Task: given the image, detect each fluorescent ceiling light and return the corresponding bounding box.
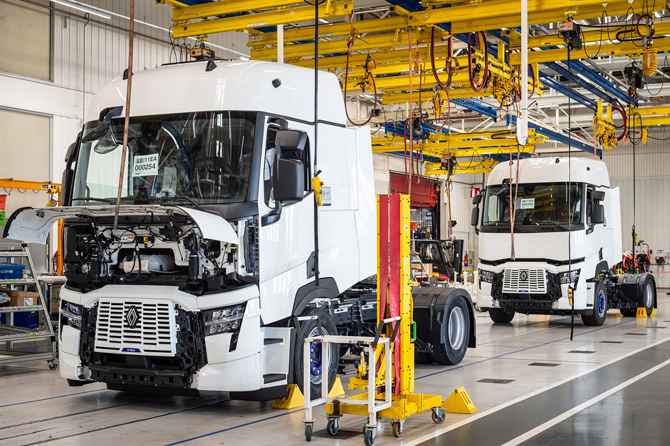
[51,0,111,19]
[61,0,248,57]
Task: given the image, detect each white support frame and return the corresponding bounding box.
[302,334,392,428]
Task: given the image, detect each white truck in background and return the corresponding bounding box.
[471,157,656,326]
[6,60,476,400]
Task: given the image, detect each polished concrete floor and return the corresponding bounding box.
[2,292,670,446]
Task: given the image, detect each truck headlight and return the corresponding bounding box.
[559,269,580,285]
[479,269,495,283]
[203,303,246,336]
[61,301,83,329]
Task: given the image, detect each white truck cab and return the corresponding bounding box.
[6,60,376,399]
[471,157,655,326]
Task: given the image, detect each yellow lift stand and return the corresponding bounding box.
[317,195,476,445]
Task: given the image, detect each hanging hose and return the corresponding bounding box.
[643,46,658,76]
[430,27,459,91]
[612,102,628,141]
[468,31,489,93]
[342,16,378,127]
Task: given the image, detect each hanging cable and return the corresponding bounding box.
[468,31,489,92]
[342,14,378,127]
[113,0,134,231]
[567,44,575,341]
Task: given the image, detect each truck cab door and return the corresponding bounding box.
[257,119,314,288]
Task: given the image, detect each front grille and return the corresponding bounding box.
[95,298,176,356]
[502,268,547,294]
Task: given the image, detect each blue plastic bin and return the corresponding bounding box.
[0,263,25,279]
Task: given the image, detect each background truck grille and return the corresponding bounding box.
[502,268,547,294]
[95,299,176,356]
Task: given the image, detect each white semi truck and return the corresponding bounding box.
[471,157,656,326]
[6,60,476,399]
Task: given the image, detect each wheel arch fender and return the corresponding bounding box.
[292,277,340,317]
[413,287,477,349]
[594,260,609,278]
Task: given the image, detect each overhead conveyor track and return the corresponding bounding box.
[157,0,670,174]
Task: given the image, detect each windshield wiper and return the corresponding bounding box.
[156,194,202,209]
[71,197,116,205]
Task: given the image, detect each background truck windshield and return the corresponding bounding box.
[72,111,256,206]
[482,182,582,229]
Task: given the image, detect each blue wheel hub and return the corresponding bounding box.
[310,341,322,377]
[598,290,606,317]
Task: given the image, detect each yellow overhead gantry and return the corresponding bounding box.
[168,0,353,38]
[0,179,63,275]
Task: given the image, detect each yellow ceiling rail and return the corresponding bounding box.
[631,116,670,127]
[248,15,410,46]
[171,0,303,21]
[448,0,661,34]
[156,0,190,7]
[251,29,442,60]
[374,77,543,103]
[290,44,456,70]
[634,106,670,117]
[509,38,670,65]
[406,0,608,28]
[508,21,670,49]
[171,0,353,38]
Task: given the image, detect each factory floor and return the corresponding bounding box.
[2,292,670,446]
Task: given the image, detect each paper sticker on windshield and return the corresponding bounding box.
[133,154,159,177]
[520,198,535,209]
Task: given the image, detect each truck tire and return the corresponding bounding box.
[581,282,607,326]
[294,307,339,398]
[642,274,656,317]
[432,295,470,365]
[489,308,515,324]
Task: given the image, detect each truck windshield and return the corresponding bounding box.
[482,182,583,230]
[72,111,256,206]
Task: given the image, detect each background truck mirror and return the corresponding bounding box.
[470,207,479,227]
[592,203,605,224]
[273,159,305,202]
[472,194,483,205]
[592,190,605,202]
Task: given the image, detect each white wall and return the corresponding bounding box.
[0,0,249,188]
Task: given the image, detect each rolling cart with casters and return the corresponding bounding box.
[299,315,399,444]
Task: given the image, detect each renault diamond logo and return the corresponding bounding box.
[125,306,140,328]
[519,270,529,282]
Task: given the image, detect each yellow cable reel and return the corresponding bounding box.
[643,46,658,76]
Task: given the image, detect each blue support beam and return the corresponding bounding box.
[507,114,600,157]
[543,62,615,105]
[569,60,636,106]
[538,73,598,112]
[450,98,498,121]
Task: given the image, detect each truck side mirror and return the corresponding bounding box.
[470,207,479,227]
[275,129,307,152]
[61,169,74,206]
[472,194,482,205]
[273,159,305,202]
[592,203,605,225]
